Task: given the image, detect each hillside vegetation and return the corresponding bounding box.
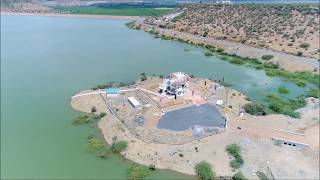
[145,4,320,58]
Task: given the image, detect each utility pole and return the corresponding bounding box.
[225,88,229,106]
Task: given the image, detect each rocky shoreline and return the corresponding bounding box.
[130,20,319,72]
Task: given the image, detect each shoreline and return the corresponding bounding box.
[134,20,319,72]
[0,12,141,21]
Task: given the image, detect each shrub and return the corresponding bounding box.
[140,73,147,81]
[73,115,91,125]
[226,144,241,157]
[297,51,303,56]
[127,164,152,180]
[263,62,279,69]
[226,144,244,169]
[148,164,156,171]
[265,94,305,118]
[278,86,289,94]
[232,171,247,180]
[118,82,129,87]
[217,48,224,52]
[92,82,114,90]
[307,88,320,98]
[243,103,267,116]
[204,52,213,57]
[299,43,310,49]
[291,78,306,87]
[99,112,106,118]
[91,106,97,113]
[86,138,105,153]
[111,140,128,153]
[230,159,241,169]
[221,56,229,61]
[261,54,274,60]
[195,161,215,180]
[230,59,245,65]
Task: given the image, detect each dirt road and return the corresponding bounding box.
[137,20,319,72]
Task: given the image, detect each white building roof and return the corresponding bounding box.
[128,97,141,107]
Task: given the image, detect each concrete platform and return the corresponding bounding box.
[157,103,225,131]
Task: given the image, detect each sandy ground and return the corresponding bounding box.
[70,88,319,179]
[1,12,140,20]
[135,20,319,72]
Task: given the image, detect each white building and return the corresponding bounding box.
[128,97,142,109]
[159,72,190,96]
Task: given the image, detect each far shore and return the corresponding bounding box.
[0,12,141,21]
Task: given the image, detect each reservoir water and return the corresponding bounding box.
[1,15,306,179]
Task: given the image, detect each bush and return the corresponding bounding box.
[232,171,247,180]
[307,88,320,98]
[111,140,128,153]
[261,54,274,60]
[230,59,245,65]
[217,48,224,52]
[118,82,129,87]
[230,159,241,169]
[263,62,279,69]
[278,86,289,94]
[265,94,305,118]
[204,52,213,57]
[195,161,215,180]
[226,144,241,157]
[243,103,267,116]
[127,164,152,180]
[73,115,92,125]
[86,138,105,153]
[148,164,156,171]
[91,106,97,113]
[92,82,114,90]
[299,43,310,49]
[99,112,106,118]
[226,144,244,169]
[140,73,147,81]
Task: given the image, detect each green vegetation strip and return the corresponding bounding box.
[54,6,174,16]
[73,112,106,125]
[92,81,131,90]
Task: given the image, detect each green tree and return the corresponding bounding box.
[111,140,128,153]
[232,171,247,180]
[127,164,152,180]
[194,161,215,180]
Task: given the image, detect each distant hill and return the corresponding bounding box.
[145,4,320,59]
[1,0,51,13]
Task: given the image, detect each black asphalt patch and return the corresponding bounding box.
[157,103,225,131]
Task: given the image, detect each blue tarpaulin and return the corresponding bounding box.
[106,88,118,94]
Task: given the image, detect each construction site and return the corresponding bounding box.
[70,72,319,179]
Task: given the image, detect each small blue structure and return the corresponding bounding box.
[134,116,145,126]
[106,88,118,96]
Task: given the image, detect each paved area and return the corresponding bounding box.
[157,103,225,131]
